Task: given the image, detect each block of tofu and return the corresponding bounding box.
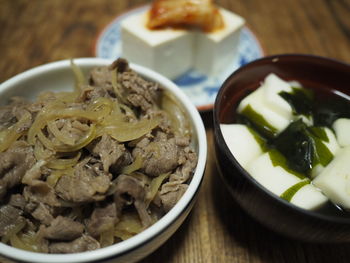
[262,73,293,119]
[313,146,350,209]
[194,8,245,76]
[246,151,303,196]
[289,184,328,210]
[220,124,263,168]
[333,118,350,147]
[237,85,291,134]
[121,11,194,79]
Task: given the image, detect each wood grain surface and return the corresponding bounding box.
[1,0,350,262]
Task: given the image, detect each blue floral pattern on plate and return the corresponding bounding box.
[95,5,264,110]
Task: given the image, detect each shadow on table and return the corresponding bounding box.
[210,159,350,263]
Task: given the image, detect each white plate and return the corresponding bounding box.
[94,5,265,110]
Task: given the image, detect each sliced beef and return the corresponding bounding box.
[49,234,100,254]
[23,181,61,207]
[22,159,46,185]
[0,205,24,236]
[32,203,54,226]
[159,183,188,212]
[50,118,90,146]
[8,194,26,210]
[86,202,117,237]
[90,134,129,172]
[89,66,113,91]
[120,70,161,111]
[43,216,84,241]
[109,58,129,73]
[0,106,15,129]
[114,174,152,227]
[132,132,179,176]
[55,159,111,203]
[159,147,197,212]
[0,142,36,198]
[171,147,197,182]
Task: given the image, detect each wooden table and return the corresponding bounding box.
[1,0,350,262]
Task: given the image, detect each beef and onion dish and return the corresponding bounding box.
[0,58,197,253]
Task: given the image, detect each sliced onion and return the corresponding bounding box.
[100,227,115,248]
[46,168,74,187]
[70,59,85,94]
[146,172,170,206]
[47,151,81,170]
[0,111,31,152]
[47,120,75,146]
[121,154,143,174]
[53,124,96,152]
[102,116,161,142]
[114,211,142,240]
[1,217,26,243]
[162,91,191,137]
[10,231,41,252]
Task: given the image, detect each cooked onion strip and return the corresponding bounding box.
[121,154,143,174]
[10,231,42,252]
[47,151,81,170]
[0,111,31,152]
[0,129,24,152]
[162,91,191,137]
[146,172,170,206]
[70,59,85,94]
[1,217,26,243]
[100,227,115,248]
[46,168,75,187]
[47,121,75,146]
[28,107,107,145]
[53,124,96,152]
[114,211,143,240]
[102,116,161,142]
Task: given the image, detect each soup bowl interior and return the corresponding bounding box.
[213,54,350,242]
[0,58,207,263]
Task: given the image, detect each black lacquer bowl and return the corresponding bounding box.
[213,54,350,243]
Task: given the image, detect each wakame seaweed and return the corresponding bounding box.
[313,95,350,127]
[271,119,333,175]
[271,120,314,174]
[279,87,314,116]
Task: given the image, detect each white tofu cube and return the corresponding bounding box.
[237,87,291,134]
[290,184,328,210]
[220,124,263,168]
[262,73,293,120]
[247,152,302,196]
[194,8,245,76]
[313,146,350,209]
[121,11,194,79]
[333,118,350,147]
[323,127,340,155]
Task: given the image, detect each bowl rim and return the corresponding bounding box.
[213,53,350,225]
[0,58,207,262]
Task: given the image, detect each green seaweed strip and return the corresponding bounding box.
[312,137,334,167]
[309,127,329,142]
[279,87,313,116]
[241,105,278,137]
[246,126,268,152]
[268,149,306,180]
[280,180,310,202]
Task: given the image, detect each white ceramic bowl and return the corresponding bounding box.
[0,58,207,263]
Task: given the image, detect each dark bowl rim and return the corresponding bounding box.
[213,53,350,225]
